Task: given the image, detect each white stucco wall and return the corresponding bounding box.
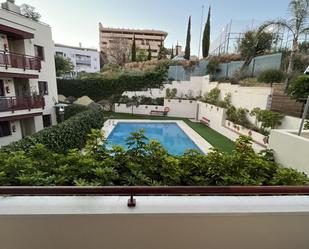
[55,44,100,74]
[0,196,308,249]
[269,130,309,175]
[114,103,165,116]
[0,120,22,146]
[0,5,58,146]
[197,101,266,152]
[164,99,197,119]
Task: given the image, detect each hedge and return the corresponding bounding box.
[4,109,105,153]
[57,70,166,102]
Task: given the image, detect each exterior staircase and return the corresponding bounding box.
[270,84,307,118]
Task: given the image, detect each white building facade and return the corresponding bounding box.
[0,0,58,146]
[55,44,100,77]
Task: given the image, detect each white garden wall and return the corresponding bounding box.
[114,104,165,116]
[197,101,267,152]
[164,99,197,119]
[269,130,309,176]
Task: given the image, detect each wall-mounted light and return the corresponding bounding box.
[5,86,10,94]
[11,125,16,133]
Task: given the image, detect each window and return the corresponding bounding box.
[42,115,52,128]
[56,52,64,57]
[0,121,11,137]
[34,45,45,61]
[38,81,48,96]
[0,80,4,97]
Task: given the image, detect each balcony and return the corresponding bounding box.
[0,50,41,72]
[0,96,45,113]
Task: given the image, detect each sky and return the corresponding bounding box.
[19,0,291,55]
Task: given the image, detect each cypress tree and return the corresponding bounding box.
[202,6,211,58]
[171,45,174,59]
[147,44,152,60]
[176,42,179,56]
[132,34,136,62]
[184,16,191,60]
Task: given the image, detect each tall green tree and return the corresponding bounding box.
[132,34,136,62]
[147,45,152,60]
[171,45,174,59]
[54,55,74,77]
[176,42,179,56]
[184,16,191,60]
[259,0,309,90]
[202,6,211,58]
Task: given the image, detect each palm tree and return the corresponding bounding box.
[259,0,309,90]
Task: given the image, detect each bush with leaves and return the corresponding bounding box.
[166,88,177,99]
[207,58,220,76]
[3,109,105,153]
[305,121,309,130]
[58,65,168,102]
[202,87,221,105]
[250,108,284,135]
[288,75,309,100]
[226,106,251,127]
[257,69,285,84]
[0,131,307,186]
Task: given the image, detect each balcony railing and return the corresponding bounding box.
[0,50,41,71]
[0,96,45,113]
[0,186,308,207]
[76,59,91,66]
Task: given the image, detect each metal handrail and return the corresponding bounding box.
[0,95,45,113]
[0,50,41,71]
[0,186,308,207]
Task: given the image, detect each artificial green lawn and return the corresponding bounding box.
[104,112,235,153]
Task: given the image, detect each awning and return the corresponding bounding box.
[0,24,34,40]
[0,72,38,79]
[0,112,42,122]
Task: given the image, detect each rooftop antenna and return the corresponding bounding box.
[198,5,205,59]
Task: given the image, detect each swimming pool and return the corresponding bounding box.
[106,122,203,155]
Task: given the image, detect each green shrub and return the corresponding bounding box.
[226,106,251,127]
[207,58,220,75]
[289,75,309,100]
[257,69,285,83]
[0,132,307,186]
[57,68,168,102]
[202,87,220,105]
[56,104,91,122]
[250,108,284,134]
[4,109,105,153]
[305,121,309,130]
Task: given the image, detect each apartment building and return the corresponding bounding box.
[55,43,100,77]
[0,0,58,146]
[99,23,168,61]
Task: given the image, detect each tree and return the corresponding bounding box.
[176,42,179,56]
[239,30,273,67]
[147,45,152,60]
[288,75,309,100]
[202,6,211,58]
[171,45,174,59]
[106,38,131,66]
[137,49,147,62]
[184,16,191,60]
[158,40,168,60]
[20,4,41,21]
[259,0,309,90]
[132,35,136,62]
[54,55,74,77]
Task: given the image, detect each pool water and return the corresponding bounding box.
[106,122,203,155]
